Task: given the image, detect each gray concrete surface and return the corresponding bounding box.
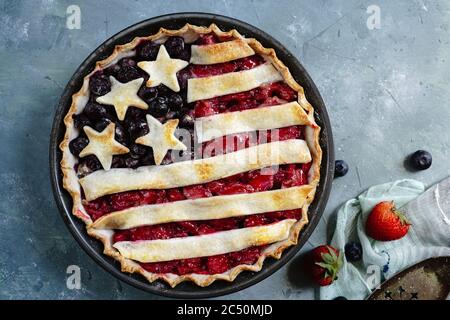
[0,0,449,299]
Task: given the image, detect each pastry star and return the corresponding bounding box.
[135,114,187,165]
[79,123,130,170]
[96,77,148,121]
[137,45,189,92]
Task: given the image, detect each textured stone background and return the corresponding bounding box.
[0,0,449,299]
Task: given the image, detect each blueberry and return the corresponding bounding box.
[120,58,136,68]
[69,136,88,156]
[334,160,349,177]
[124,156,140,168]
[126,119,149,139]
[83,102,109,120]
[165,37,185,57]
[176,45,191,62]
[114,122,128,145]
[111,155,125,168]
[345,242,363,262]
[409,150,432,171]
[138,86,158,102]
[177,69,191,90]
[126,107,146,120]
[140,151,155,166]
[155,84,172,96]
[333,296,347,300]
[148,96,169,117]
[94,118,111,132]
[168,93,184,111]
[104,64,121,77]
[117,66,141,83]
[179,113,195,128]
[165,110,179,120]
[80,155,102,171]
[116,58,141,83]
[136,41,160,60]
[129,143,147,159]
[89,73,111,96]
[73,114,91,130]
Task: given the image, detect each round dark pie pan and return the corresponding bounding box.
[49,13,334,299]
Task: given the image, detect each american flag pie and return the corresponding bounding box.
[60,24,322,287]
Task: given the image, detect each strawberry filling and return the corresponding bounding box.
[84,162,311,221]
[194,81,297,117]
[189,54,265,78]
[113,210,302,243]
[140,246,266,275]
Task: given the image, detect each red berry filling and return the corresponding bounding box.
[140,246,265,275]
[196,33,220,45]
[84,160,311,221]
[194,81,297,117]
[113,210,301,243]
[112,208,301,275]
[189,55,265,78]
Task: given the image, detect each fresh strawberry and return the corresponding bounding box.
[366,201,410,241]
[305,245,342,286]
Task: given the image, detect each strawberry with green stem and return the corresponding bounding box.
[305,245,343,286]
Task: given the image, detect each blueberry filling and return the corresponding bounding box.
[148,96,169,117]
[136,40,160,60]
[69,136,89,157]
[89,72,111,96]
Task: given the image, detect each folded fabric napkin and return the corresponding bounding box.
[320,178,450,300]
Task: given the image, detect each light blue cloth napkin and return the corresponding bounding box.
[320,178,450,300]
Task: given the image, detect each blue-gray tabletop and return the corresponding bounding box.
[1,0,449,299]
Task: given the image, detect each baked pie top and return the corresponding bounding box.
[60,23,322,287]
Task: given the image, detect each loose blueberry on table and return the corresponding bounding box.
[345,242,363,262]
[63,26,321,285]
[334,160,349,177]
[408,150,432,171]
